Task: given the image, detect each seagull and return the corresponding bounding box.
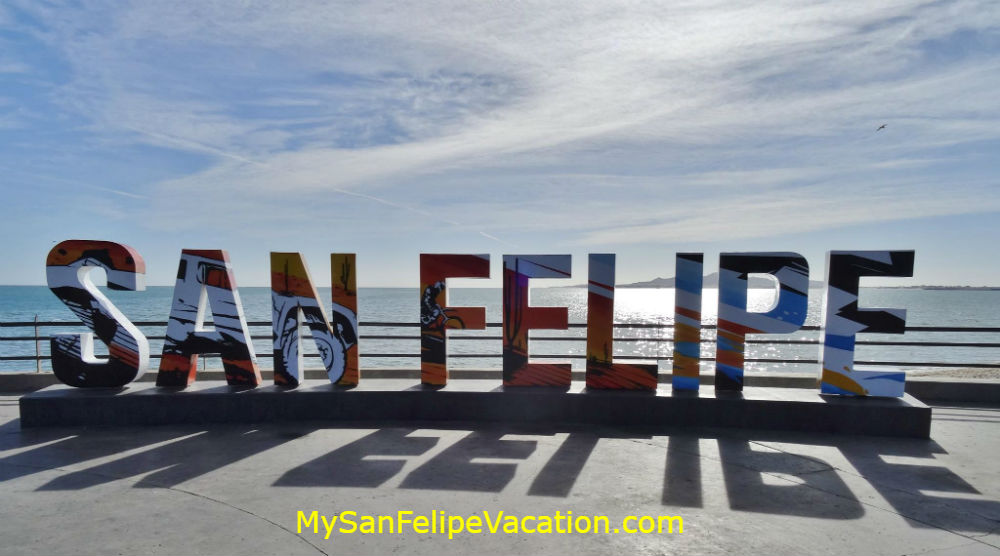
[876,124,887,131]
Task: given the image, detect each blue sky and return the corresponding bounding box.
[1,1,998,287]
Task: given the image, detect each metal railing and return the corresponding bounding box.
[2,319,999,372]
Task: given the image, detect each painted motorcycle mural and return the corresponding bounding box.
[419,254,489,386]
[271,252,357,386]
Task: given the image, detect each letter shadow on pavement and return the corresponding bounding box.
[9,426,304,491]
[275,428,539,492]
[703,428,1000,532]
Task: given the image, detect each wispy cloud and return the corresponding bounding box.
[2,0,998,269]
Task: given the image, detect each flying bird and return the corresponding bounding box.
[876,124,887,131]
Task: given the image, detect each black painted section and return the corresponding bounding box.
[19,381,932,438]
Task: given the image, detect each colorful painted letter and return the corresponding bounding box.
[502,255,572,387]
[271,252,357,386]
[716,253,809,391]
[46,240,149,387]
[820,250,915,397]
[157,250,261,387]
[420,254,490,385]
[586,254,657,389]
[672,253,703,391]
[331,253,359,386]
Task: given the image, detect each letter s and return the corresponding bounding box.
[46,240,149,387]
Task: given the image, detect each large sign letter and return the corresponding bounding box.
[157,250,261,387]
[502,255,571,387]
[46,240,149,387]
[420,254,490,386]
[672,253,703,391]
[271,252,357,386]
[585,254,657,389]
[716,253,809,391]
[820,250,914,397]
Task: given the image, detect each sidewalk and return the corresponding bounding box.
[0,390,998,555]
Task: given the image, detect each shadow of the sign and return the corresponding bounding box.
[269,422,999,529]
[2,414,997,531]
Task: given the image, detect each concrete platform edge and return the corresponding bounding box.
[19,381,932,438]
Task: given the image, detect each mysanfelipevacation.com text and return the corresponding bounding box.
[298,510,683,540]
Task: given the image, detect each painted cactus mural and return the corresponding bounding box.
[271,252,357,387]
[46,240,149,387]
[502,255,572,387]
[820,250,915,397]
[671,253,703,391]
[586,254,657,389]
[420,254,490,386]
[716,253,809,391]
[156,249,261,387]
[331,253,359,386]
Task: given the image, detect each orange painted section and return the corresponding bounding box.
[672,352,700,378]
[157,353,198,386]
[586,362,657,389]
[674,323,701,343]
[47,240,145,273]
[716,348,745,368]
[504,363,572,386]
[271,253,321,299]
[108,343,140,369]
[331,253,359,386]
[822,369,867,395]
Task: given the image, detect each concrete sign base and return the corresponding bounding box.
[20,380,931,438]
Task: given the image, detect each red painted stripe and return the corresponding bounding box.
[675,306,701,321]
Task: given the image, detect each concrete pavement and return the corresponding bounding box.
[0,389,998,555]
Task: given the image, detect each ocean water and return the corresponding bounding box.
[1,285,998,373]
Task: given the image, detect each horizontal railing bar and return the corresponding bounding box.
[4,352,998,369]
[5,320,1000,334]
[6,333,1000,349]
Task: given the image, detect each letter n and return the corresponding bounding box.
[271,252,357,386]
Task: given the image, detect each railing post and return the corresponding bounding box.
[34,314,41,373]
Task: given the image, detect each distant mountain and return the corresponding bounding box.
[618,272,825,289]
